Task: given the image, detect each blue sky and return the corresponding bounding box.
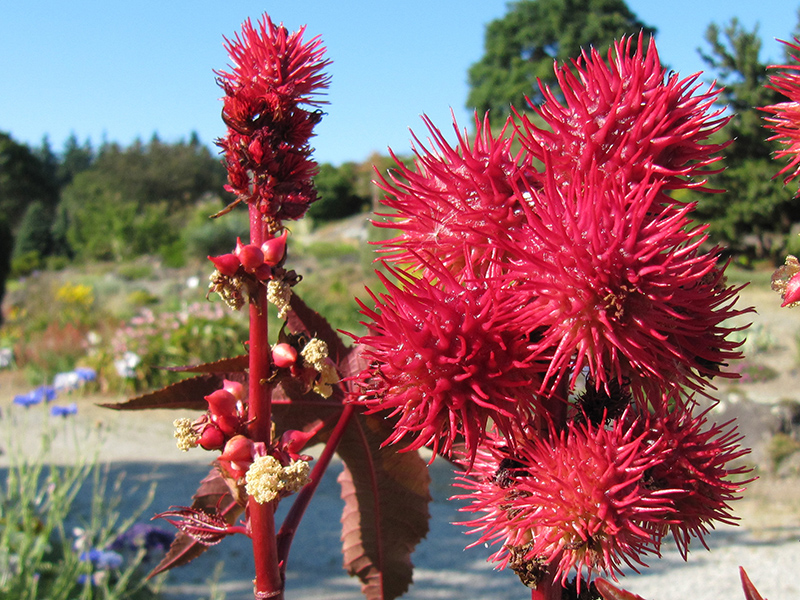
[0,1,796,165]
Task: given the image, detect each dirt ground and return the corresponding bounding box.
[2,281,800,599]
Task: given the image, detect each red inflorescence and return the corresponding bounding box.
[348,31,754,593]
[216,15,330,220]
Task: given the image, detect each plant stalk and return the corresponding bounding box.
[276,403,356,577]
[247,204,283,599]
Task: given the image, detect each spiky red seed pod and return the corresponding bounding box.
[373,113,535,280]
[454,418,674,587]
[641,403,753,558]
[502,170,748,403]
[208,253,241,277]
[351,263,545,462]
[272,343,298,368]
[516,34,728,195]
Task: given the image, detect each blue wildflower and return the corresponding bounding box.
[111,523,174,563]
[79,548,124,570]
[50,403,78,417]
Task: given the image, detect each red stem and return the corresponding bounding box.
[247,204,283,600]
[531,379,570,600]
[276,404,356,578]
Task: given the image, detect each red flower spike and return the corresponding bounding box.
[208,253,241,277]
[454,418,675,587]
[236,243,265,272]
[216,15,330,219]
[261,230,288,266]
[516,34,728,195]
[205,389,238,418]
[351,262,546,463]
[763,38,800,189]
[272,343,298,368]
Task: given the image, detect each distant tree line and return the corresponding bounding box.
[0,131,393,323]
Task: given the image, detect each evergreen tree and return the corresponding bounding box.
[12,201,54,260]
[467,0,655,126]
[692,17,799,261]
[0,215,12,326]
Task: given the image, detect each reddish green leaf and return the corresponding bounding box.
[100,374,227,411]
[740,567,767,600]
[148,467,243,578]
[336,412,431,600]
[288,292,349,363]
[166,354,248,373]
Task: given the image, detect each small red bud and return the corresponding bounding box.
[783,272,800,306]
[208,253,241,277]
[205,389,237,417]
[237,244,265,272]
[261,230,288,266]
[215,413,241,436]
[272,343,298,368]
[248,137,264,163]
[198,424,226,450]
[220,435,254,462]
[253,263,273,281]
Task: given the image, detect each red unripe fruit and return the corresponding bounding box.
[222,379,244,401]
[215,414,241,436]
[783,272,800,306]
[198,424,226,450]
[261,230,288,266]
[237,244,265,272]
[208,253,241,277]
[272,343,298,368]
[205,389,238,417]
[253,263,273,281]
[220,435,254,462]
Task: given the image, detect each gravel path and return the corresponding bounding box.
[2,282,800,599]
